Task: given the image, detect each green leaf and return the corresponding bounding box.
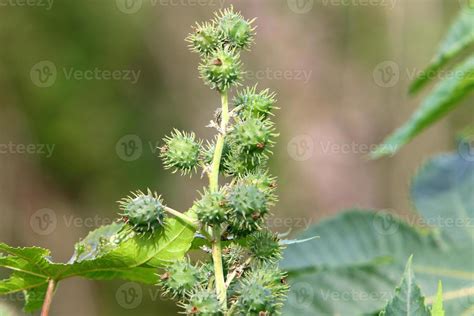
[282,152,474,316]
[379,256,430,316]
[23,284,48,313]
[371,56,474,158]
[60,217,195,281]
[431,281,445,316]
[410,9,474,94]
[412,153,474,244]
[0,216,195,312]
[0,245,52,313]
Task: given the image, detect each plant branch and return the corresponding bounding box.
[163,206,212,240]
[209,90,229,310]
[225,257,252,288]
[40,279,55,316]
[163,206,198,227]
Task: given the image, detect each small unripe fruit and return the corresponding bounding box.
[228,184,269,233]
[182,288,223,316]
[240,171,277,203]
[161,130,201,175]
[247,265,289,298]
[222,149,261,177]
[235,265,289,315]
[230,118,276,155]
[248,231,282,263]
[234,86,276,119]
[193,188,228,225]
[235,283,274,316]
[199,46,242,92]
[187,22,219,56]
[159,259,205,299]
[118,190,166,235]
[215,7,255,50]
[223,244,246,270]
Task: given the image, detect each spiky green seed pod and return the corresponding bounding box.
[118,190,166,235]
[246,264,289,299]
[214,7,255,50]
[227,184,269,233]
[235,265,288,315]
[223,244,246,270]
[247,231,282,263]
[230,118,276,155]
[186,22,219,56]
[234,86,276,119]
[159,259,205,299]
[199,46,242,92]
[240,171,277,203]
[182,288,223,316]
[161,130,201,175]
[235,283,274,316]
[221,147,263,177]
[193,188,228,225]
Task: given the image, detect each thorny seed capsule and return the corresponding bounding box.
[182,288,223,316]
[234,86,276,119]
[186,21,220,56]
[199,46,242,92]
[161,129,201,175]
[159,259,206,299]
[215,6,255,50]
[118,190,166,235]
[193,188,228,225]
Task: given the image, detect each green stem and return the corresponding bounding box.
[209,91,229,310]
[163,206,212,240]
[209,92,229,191]
[163,206,198,227]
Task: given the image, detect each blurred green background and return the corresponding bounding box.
[0,0,472,315]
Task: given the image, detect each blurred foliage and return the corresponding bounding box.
[0,3,165,202]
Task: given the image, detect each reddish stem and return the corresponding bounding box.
[41,279,55,316]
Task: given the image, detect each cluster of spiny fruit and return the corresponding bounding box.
[117,7,289,315]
